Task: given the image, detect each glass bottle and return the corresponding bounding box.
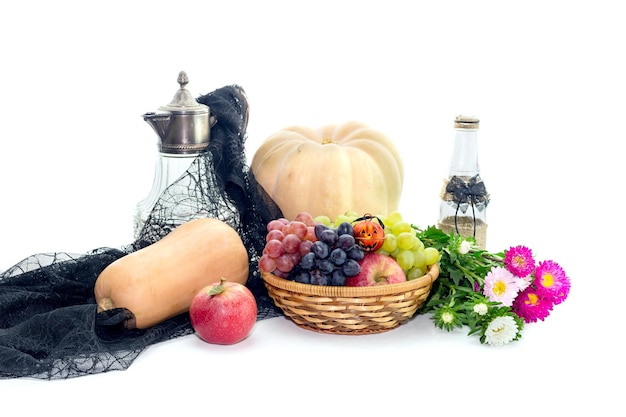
[133,71,212,240]
[437,115,490,249]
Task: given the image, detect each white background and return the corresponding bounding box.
[0,1,622,416]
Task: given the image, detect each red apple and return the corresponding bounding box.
[345,253,407,287]
[190,277,257,345]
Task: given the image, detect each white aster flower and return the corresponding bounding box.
[459,240,471,255]
[441,311,455,324]
[484,316,518,347]
[473,302,488,316]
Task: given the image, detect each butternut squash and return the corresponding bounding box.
[94,218,249,329]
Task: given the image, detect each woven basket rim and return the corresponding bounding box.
[261,263,439,297]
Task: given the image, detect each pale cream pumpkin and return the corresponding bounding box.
[250,121,404,220]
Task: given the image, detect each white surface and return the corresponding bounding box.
[0,1,622,415]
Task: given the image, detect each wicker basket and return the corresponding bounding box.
[262,264,439,335]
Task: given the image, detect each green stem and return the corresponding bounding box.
[208,277,227,296]
[454,260,484,282]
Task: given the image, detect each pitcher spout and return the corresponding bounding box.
[143,112,171,141]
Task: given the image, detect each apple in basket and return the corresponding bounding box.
[190,277,257,345]
[344,252,407,287]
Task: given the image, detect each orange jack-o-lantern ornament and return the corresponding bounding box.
[353,213,385,252]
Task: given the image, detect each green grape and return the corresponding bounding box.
[413,237,425,252]
[396,231,417,250]
[381,233,398,252]
[407,266,425,280]
[385,210,403,227]
[396,249,415,270]
[390,220,412,235]
[344,211,359,222]
[333,214,350,226]
[424,247,440,265]
[412,249,427,270]
[314,215,331,226]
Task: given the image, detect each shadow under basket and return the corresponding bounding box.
[262,264,439,335]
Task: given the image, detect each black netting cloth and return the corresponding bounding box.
[0,85,284,380]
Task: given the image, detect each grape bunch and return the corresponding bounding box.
[289,222,364,286]
[259,212,364,286]
[377,210,440,279]
[258,212,318,278]
[260,210,438,285]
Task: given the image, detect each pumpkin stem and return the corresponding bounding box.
[321,137,334,145]
[97,297,116,312]
[208,277,228,296]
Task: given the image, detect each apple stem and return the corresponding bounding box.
[208,277,228,296]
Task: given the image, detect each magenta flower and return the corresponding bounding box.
[512,288,554,323]
[483,266,520,307]
[504,245,535,277]
[533,260,570,305]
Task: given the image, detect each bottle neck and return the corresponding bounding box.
[448,128,480,177]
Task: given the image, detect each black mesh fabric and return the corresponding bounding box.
[0,85,284,380]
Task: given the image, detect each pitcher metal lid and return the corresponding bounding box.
[158,71,209,115]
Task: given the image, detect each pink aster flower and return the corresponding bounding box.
[483,266,520,307]
[533,260,570,305]
[517,275,533,292]
[512,288,554,323]
[504,245,535,278]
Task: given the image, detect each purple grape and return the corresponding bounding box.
[331,269,347,286]
[317,259,334,274]
[310,270,330,286]
[342,259,360,276]
[329,247,347,266]
[336,222,353,236]
[310,241,330,259]
[320,229,338,246]
[336,233,355,250]
[346,244,364,261]
[292,270,311,284]
[314,223,328,240]
[300,252,316,270]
